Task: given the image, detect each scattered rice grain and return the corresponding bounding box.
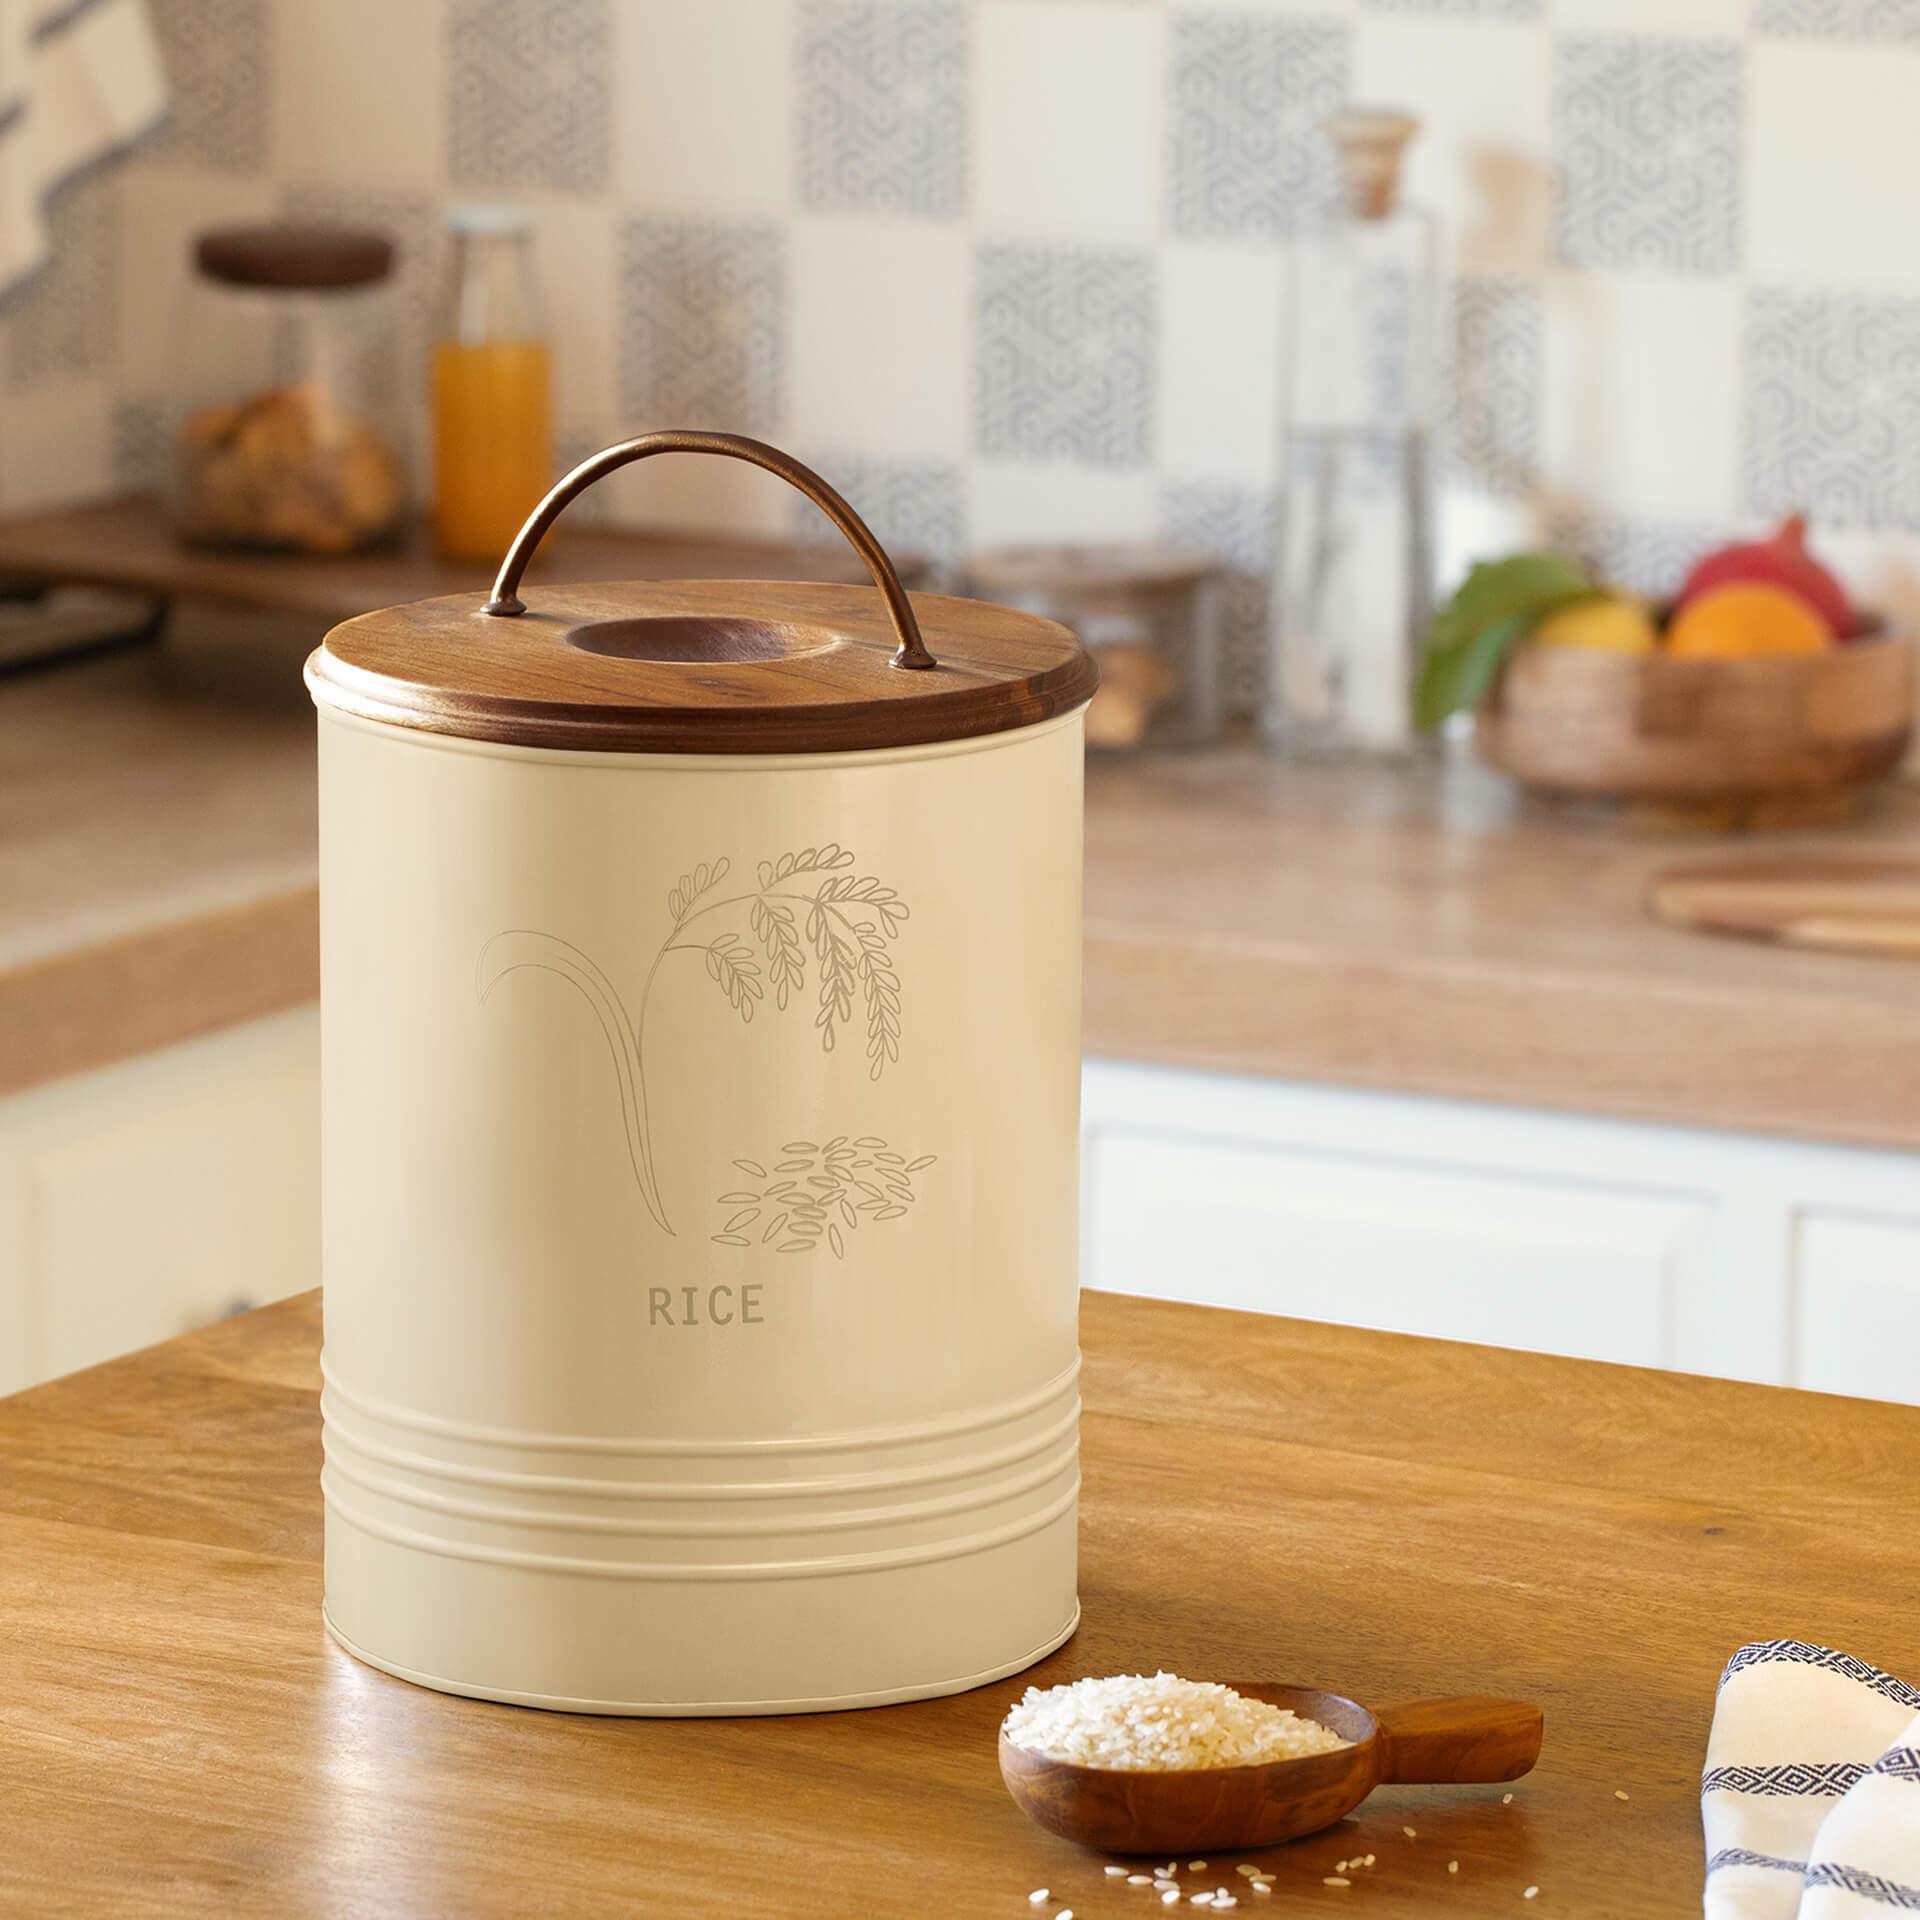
[1615,1790,1629,1802]
[1128,1876,1152,1887]
[1028,1893,1049,1906]
[1324,1876,1351,1889]
[1503,1794,1514,1805]
[1107,1866,1128,1877]
[1524,1887,1539,1900]
[1448,1861,1459,1875]
[1160,1894,1179,1908]
[1403,1826,1418,1839]
[1252,1886,1271,1898]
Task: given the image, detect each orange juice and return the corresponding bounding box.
[432,339,551,563]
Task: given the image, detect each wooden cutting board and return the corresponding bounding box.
[1648,855,1920,955]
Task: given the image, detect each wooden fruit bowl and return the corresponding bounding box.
[1475,630,1915,830]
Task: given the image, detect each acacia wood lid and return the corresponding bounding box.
[195,224,395,290]
[307,576,1097,754]
[309,432,1094,754]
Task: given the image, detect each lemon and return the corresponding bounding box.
[1530,595,1658,655]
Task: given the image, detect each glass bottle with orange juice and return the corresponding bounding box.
[432,206,551,563]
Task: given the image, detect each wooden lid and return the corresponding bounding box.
[306,577,1097,755]
[195,225,394,291]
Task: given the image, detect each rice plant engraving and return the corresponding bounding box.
[712,1138,937,1259]
[478,844,909,1236]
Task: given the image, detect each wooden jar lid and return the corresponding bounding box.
[306,577,1096,755]
[308,433,1094,754]
[195,224,395,290]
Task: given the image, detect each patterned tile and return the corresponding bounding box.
[1362,0,1541,15]
[4,175,117,393]
[786,454,966,568]
[1446,277,1540,500]
[1168,15,1350,243]
[1543,510,1718,599]
[449,0,611,194]
[798,1,966,219]
[147,0,270,172]
[112,399,170,493]
[975,243,1154,467]
[279,184,443,390]
[553,429,615,525]
[1744,286,1920,531]
[1754,0,1920,43]
[1162,480,1274,715]
[1553,36,1742,275]
[619,219,786,434]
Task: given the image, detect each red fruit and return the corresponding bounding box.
[1676,515,1855,638]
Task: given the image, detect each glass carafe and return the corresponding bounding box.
[1265,112,1436,757]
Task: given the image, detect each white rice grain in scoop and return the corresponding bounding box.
[1000,1672,1348,1771]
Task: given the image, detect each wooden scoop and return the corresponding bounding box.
[998,1685,1542,1855]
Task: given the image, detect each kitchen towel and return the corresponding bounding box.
[0,0,166,300]
[1705,1640,1920,1917]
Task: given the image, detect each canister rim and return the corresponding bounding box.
[306,579,1098,756]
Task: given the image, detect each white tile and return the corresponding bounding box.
[1539,271,1740,522]
[965,459,1159,548]
[1159,243,1285,487]
[116,166,277,404]
[1436,486,1542,593]
[0,381,111,512]
[1749,43,1920,292]
[525,197,619,437]
[975,2,1163,241]
[1352,15,1551,276]
[1550,0,1743,31]
[789,218,969,458]
[273,0,445,190]
[596,452,798,539]
[613,0,794,214]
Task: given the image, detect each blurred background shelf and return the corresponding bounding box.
[0,492,924,624]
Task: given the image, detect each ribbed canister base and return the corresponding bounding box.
[320,1356,1081,1714]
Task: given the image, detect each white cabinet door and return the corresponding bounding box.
[1792,1212,1920,1406]
[1087,1127,1712,1369]
[0,1006,319,1390]
[1082,1057,1920,1400]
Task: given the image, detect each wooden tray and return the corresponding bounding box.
[1648,855,1920,955]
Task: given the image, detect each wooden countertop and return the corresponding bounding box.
[6,1289,1918,1915]
[5,606,1920,1143]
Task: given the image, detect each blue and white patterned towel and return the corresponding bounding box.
[1705,1642,1920,1917]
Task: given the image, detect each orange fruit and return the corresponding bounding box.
[1665,582,1834,658]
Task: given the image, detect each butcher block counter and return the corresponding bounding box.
[5,602,1920,1144]
[5,1288,1917,1915]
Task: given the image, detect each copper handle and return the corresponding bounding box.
[481,429,937,671]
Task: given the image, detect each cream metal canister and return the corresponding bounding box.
[305,433,1097,1713]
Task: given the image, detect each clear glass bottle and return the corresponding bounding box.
[432,205,552,564]
[1265,111,1436,757]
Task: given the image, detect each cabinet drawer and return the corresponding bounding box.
[1085,1125,1713,1369]
[2,1007,319,1386]
[1793,1213,1920,1406]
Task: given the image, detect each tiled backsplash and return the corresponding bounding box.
[5,0,1920,711]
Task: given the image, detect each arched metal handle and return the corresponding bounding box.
[481,429,937,671]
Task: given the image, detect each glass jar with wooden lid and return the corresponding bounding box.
[170,224,407,554]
